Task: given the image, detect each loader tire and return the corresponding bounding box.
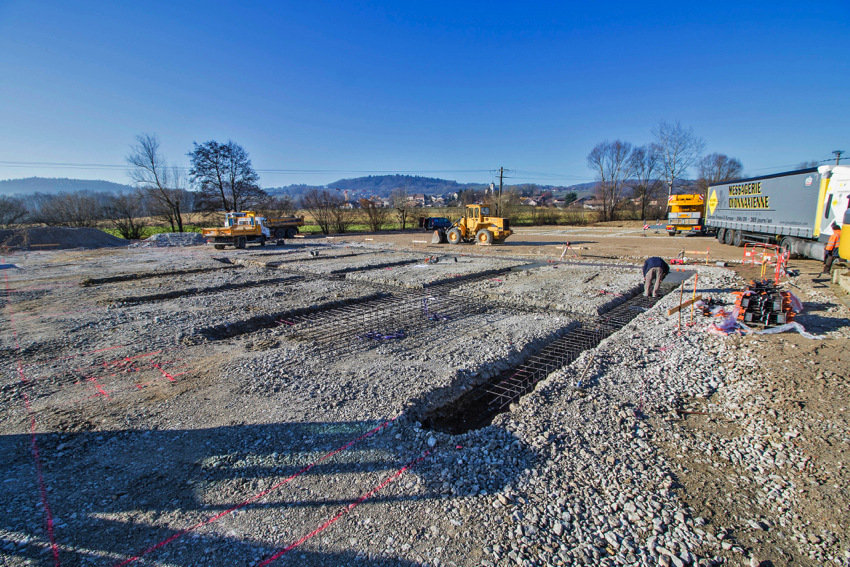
[476,229,493,245]
[447,228,462,244]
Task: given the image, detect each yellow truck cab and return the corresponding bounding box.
[666,194,707,236]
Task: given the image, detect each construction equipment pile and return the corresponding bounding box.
[733,279,794,327]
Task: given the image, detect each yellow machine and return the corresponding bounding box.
[202,211,304,250]
[443,205,512,245]
[666,194,707,236]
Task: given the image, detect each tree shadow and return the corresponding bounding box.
[0,419,536,566]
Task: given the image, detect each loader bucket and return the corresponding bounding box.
[432,229,447,244]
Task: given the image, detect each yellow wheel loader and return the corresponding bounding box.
[434,205,512,245]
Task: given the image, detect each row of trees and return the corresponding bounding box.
[587,120,744,221]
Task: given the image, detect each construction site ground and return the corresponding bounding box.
[1,224,848,567]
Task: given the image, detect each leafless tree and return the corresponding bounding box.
[300,188,340,235]
[587,140,635,221]
[652,120,706,200]
[390,187,411,230]
[0,196,28,227]
[104,192,147,239]
[797,160,820,169]
[696,153,744,196]
[255,195,296,219]
[330,202,357,233]
[127,133,187,232]
[188,140,265,212]
[360,198,390,231]
[29,191,104,227]
[629,144,665,220]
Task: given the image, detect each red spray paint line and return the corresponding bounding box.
[4,261,61,566]
[113,417,399,567]
[256,449,433,567]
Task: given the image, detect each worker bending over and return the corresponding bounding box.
[642,256,670,298]
[823,222,842,274]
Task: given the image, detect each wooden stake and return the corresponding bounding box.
[689,273,699,324]
[667,295,703,316]
[678,282,684,328]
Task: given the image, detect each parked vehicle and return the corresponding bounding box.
[666,194,709,236]
[705,165,850,260]
[418,216,452,231]
[202,211,304,250]
[437,205,512,245]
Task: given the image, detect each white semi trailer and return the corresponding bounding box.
[705,165,850,260]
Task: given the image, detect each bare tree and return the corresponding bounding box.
[0,196,28,227]
[255,195,296,219]
[652,120,706,200]
[629,144,665,220]
[330,202,356,233]
[300,188,340,235]
[797,160,820,169]
[29,191,104,227]
[360,198,390,231]
[587,140,635,221]
[696,153,744,197]
[390,187,411,230]
[127,133,186,232]
[189,140,265,212]
[104,193,147,239]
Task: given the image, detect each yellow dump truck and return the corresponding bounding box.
[666,194,708,236]
[202,211,304,250]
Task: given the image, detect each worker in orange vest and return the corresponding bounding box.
[823,221,842,273]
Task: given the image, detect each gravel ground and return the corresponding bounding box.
[0,240,848,567]
[0,227,127,251]
[130,233,207,247]
[451,263,645,315]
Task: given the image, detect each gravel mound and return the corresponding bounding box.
[0,227,127,250]
[130,232,207,247]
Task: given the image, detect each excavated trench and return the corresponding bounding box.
[80,264,241,286]
[420,285,674,434]
[102,275,307,306]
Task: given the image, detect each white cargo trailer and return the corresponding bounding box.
[705,165,850,260]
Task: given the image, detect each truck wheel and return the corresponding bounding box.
[285,228,297,238]
[259,236,266,247]
[724,229,735,246]
[780,237,795,258]
[447,228,462,244]
[236,237,246,249]
[716,228,726,243]
[476,229,494,245]
[214,244,225,250]
[668,231,676,237]
[732,230,744,247]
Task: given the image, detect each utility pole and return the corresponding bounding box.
[834,150,844,165]
[498,167,504,216]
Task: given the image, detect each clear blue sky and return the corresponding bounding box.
[1,1,847,187]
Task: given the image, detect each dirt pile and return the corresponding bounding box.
[0,227,127,250]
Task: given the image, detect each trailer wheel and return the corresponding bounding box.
[285,228,297,238]
[259,236,266,247]
[236,237,246,249]
[668,231,676,236]
[716,228,726,243]
[780,237,796,258]
[732,230,744,247]
[724,229,735,246]
[214,244,225,250]
[447,228,462,244]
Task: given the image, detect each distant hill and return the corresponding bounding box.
[0,177,135,196]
